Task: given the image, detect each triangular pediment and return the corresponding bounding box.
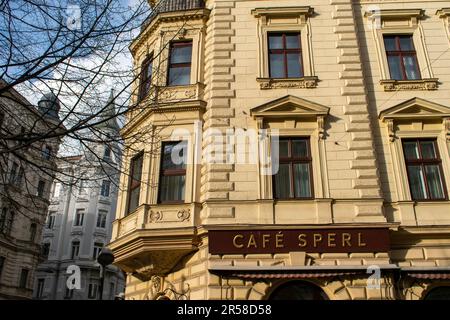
[250,95,329,118]
[379,97,450,121]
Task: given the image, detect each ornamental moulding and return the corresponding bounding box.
[380,79,439,91]
[257,76,318,89]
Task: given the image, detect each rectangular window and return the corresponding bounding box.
[92,242,103,260]
[52,182,61,198]
[384,35,421,81]
[36,279,45,298]
[47,212,56,229]
[88,283,99,299]
[41,243,50,258]
[30,223,37,242]
[9,162,18,184]
[273,137,313,199]
[74,209,84,226]
[78,179,87,195]
[158,141,187,203]
[96,210,107,228]
[37,180,46,197]
[71,241,80,259]
[167,41,192,86]
[139,55,153,101]
[100,180,111,197]
[0,256,5,281]
[42,145,52,160]
[403,139,447,200]
[268,33,303,78]
[103,146,111,159]
[19,269,29,288]
[127,153,144,214]
[64,287,73,299]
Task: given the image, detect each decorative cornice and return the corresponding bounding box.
[130,8,210,55]
[380,79,439,91]
[257,77,318,89]
[365,9,424,21]
[251,6,314,18]
[437,8,450,18]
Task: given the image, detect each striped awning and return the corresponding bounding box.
[406,273,450,280]
[227,272,359,279]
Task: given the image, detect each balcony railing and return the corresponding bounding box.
[141,0,205,31]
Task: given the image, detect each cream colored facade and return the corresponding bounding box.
[109,0,450,300]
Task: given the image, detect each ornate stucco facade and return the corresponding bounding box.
[109,0,450,300]
[0,81,63,299]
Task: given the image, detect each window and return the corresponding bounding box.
[139,55,153,100]
[127,153,143,214]
[92,242,103,260]
[52,182,61,198]
[71,241,80,259]
[47,212,56,229]
[19,269,29,288]
[42,145,52,160]
[36,279,45,298]
[403,139,447,200]
[273,138,313,199]
[167,41,192,86]
[37,180,46,197]
[100,180,110,197]
[30,223,37,242]
[109,282,115,300]
[9,162,18,184]
[78,179,87,195]
[384,35,420,81]
[158,141,187,203]
[0,208,6,232]
[74,209,84,226]
[268,33,303,78]
[96,210,107,229]
[88,283,99,299]
[0,256,5,281]
[4,210,14,235]
[103,145,111,159]
[41,243,50,258]
[64,287,73,299]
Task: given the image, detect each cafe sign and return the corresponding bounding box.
[209,228,390,254]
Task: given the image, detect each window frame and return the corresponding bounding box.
[267,32,303,79]
[126,152,144,215]
[92,242,104,260]
[100,180,111,197]
[19,268,29,289]
[71,241,80,259]
[37,180,46,197]
[88,282,99,299]
[166,41,193,86]
[384,34,421,81]
[74,209,85,227]
[138,54,153,101]
[158,141,187,204]
[96,210,108,229]
[402,138,448,201]
[42,145,52,161]
[272,137,314,200]
[36,278,45,299]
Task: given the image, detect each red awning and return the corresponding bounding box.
[228,272,359,279]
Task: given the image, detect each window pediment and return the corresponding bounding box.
[365,9,424,27]
[379,97,450,121]
[250,95,329,119]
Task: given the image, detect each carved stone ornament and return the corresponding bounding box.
[149,210,162,223]
[257,77,318,89]
[445,118,450,141]
[317,116,325,140]
[177,209,190,222]
[386,119,395,142]
[380,79,439,92]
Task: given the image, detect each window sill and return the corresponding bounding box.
[380,78,439,91]
[257,76,318,89]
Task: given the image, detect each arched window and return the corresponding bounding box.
[269,281,328,300]
[424,287,450,300]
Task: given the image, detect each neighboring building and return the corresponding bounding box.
[0,81,64,299]
[109,0,450,300]
[33,92,125,300]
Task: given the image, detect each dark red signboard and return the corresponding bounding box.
[209,228,390,254]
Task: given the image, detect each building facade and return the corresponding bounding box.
[33,93,125,300]
[0,82,63,299]
[109,0,450,300]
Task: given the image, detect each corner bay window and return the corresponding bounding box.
[268,33,303,78]
[273,138,313,199]
[167,41,192,86]
[158,141,187,203]
[384,35,421,81]
[139,55,153,101]
[127,153,143,214]
[403,139,447,200]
